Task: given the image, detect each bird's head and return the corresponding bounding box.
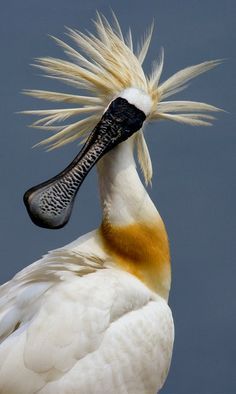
[22,13,222,229]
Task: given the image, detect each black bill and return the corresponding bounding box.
[24,97,146,229]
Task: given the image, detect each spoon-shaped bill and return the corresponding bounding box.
[24,97,146,229]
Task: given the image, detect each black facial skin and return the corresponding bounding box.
[24,97,146,229]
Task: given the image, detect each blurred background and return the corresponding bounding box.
[0,1,235,393]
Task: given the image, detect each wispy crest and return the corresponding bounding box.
[22,13,222,183]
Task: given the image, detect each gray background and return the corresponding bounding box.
[0,1,235,393]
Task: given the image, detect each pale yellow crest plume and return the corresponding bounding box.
[22,13,222,184]
[136,131,153,185]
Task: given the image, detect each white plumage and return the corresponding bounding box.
[0,13,220,393]
[0,229,173,393]
[0,255,173,393]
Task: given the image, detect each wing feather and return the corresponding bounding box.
[0,254,173,393]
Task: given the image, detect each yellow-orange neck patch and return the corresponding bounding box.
[100,219,171,299]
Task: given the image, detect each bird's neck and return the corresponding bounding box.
[97,136,171,300]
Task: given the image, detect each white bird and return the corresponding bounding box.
[0,14,221,394]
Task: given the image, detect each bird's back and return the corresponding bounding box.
[0,251,173,394]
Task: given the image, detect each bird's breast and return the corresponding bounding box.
[100,219,171,299]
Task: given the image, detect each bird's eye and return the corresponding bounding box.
[109,97,146,133]
[125,112,146,132]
